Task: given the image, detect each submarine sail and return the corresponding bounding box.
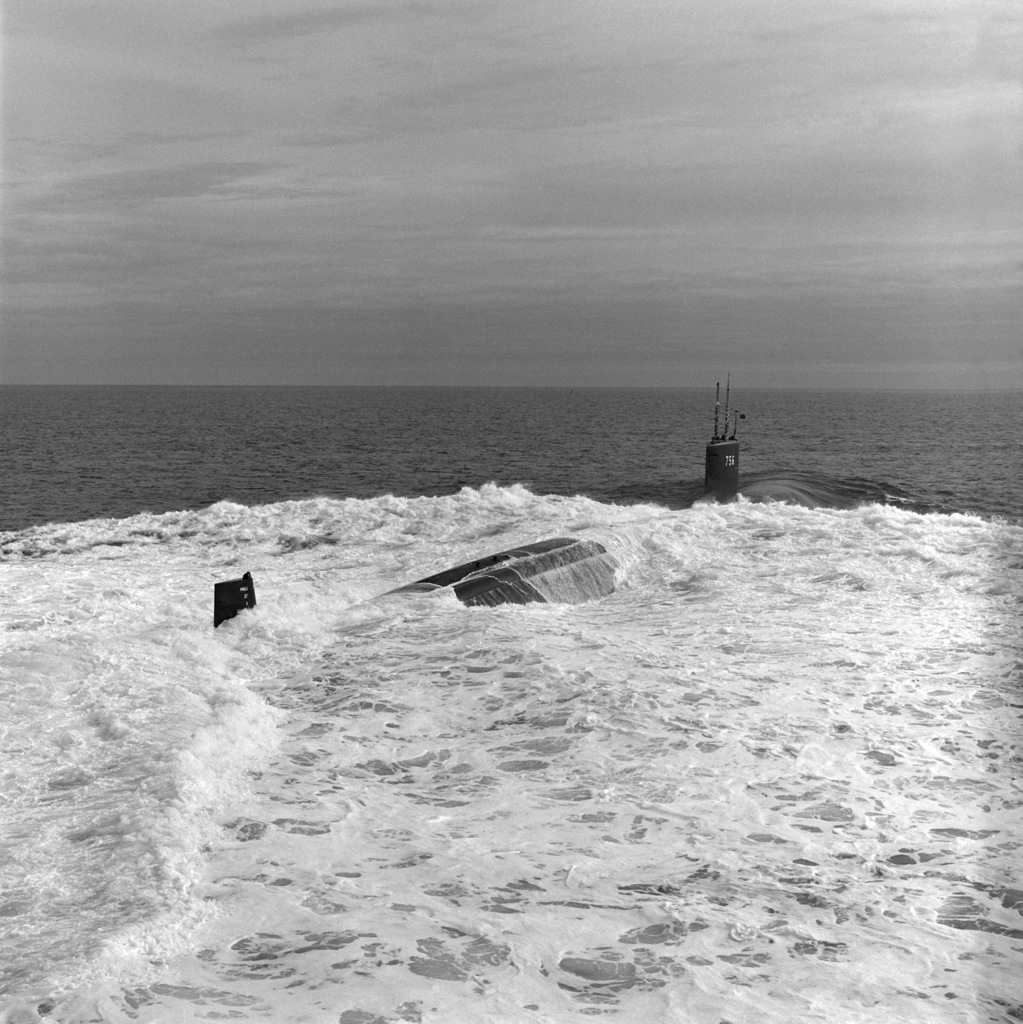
[704,377,741,502]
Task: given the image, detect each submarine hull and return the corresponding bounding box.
[389,537,616,607]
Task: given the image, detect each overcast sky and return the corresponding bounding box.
[2,0,1020,387]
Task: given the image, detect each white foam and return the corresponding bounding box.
[3,490,1021,1022]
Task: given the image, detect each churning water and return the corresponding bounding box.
[1,387,1021,1023]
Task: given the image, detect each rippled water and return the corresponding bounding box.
[2,386,1020,529]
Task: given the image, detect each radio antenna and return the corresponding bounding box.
[722,374,731,437]
[713,381,721,440]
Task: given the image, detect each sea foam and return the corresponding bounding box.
[2,488,1021,1022]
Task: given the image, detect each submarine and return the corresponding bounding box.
[213,381,739,624]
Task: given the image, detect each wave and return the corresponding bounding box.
[0,473,1001,571]
[607,470,953,515]
[738,471,928,511]
[3,476,1021,1017]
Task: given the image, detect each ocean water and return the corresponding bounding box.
[1,387,1021,1024]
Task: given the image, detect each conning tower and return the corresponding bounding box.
[704,377,741,502]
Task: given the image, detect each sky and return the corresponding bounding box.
[1,0,1020,388]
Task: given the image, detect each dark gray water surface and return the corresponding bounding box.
[2,386,1019,530]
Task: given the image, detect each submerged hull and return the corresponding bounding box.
[389,536,617,606]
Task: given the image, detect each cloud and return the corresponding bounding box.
[1,0,1020,387]
[54,162,276,206]
[219,2,430,42]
